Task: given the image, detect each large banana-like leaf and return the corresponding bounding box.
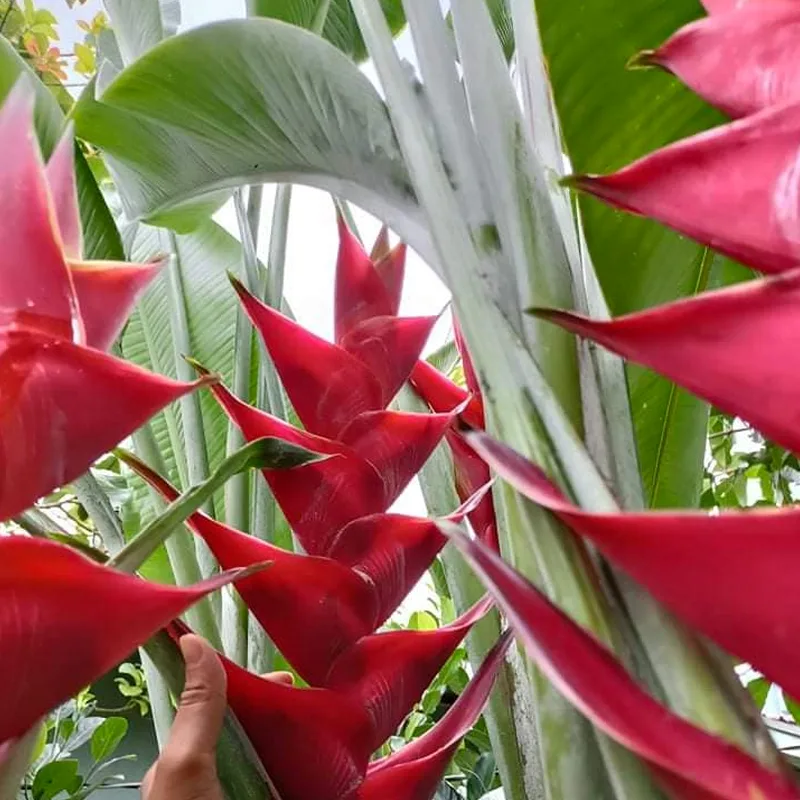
[121,220,260,518]
[0,40,123,262]
[73,19,425,251]
[533,0,749,508]
[247,0,405,61]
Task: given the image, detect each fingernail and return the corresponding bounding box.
[180,634,205,667]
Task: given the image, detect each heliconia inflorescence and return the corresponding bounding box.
[123,216,506,800]
[0,81,212,523]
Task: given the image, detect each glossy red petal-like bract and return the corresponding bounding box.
[222,654,374,800]
[339,407,459,504]
[568,102,800,275]
[120,455,379,684]
[0,537,247,747]
[334,215,395,343]
[374,243,406,317]
[206,380,386,554]
[232,276,383,439]
[325,597,493,750]
[532,269,800,457]
[453,319,482,412]
[644,3,800,118]
[444,524,800,800]
[358,630,511,800]
[410,360,484,430]
[44,129,82,260]
[340,314,437,405]
[466,430,800,710]
[0,85,79,342]
[446,430,496,543]
[0,331,207,521]
[70,260,163,351]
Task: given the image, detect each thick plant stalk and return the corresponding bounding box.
[397,384,543,800]
[139,649,175,750]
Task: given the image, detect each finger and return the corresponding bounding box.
[140,764,156,798]
[162,635,227,759]
[261,671,294,685]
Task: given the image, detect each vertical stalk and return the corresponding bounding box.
[139,650,175,749]
[72,471,125,554]
[165,233,220,588]
[131,424,223,651]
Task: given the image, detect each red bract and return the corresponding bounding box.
[410,358,484,429]
[0,83,200,521]
[334,216,406,341]
[0,536,253,749]
[123,452,490,685]
[325,597,492,749]
[566,101,800,275]
[221,654,374,800]
[531,268,800,456]
[465,430,800,710]
[357,630,512,800]
[208,378,457,554]
[443,523,800,800]
[637,3,800,118]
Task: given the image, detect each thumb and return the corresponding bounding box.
[163,635,227,759]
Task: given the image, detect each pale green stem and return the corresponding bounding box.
[165,233,220,590]
[311,0,333,34]
[223,189,258,666]
[14,507,68,537]
[139,650,175,750]
[72,470,125,554]
[131,425,223,651]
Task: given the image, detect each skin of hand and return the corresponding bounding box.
[141,634,292,800]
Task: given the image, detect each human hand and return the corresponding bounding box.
[141,634,291,800]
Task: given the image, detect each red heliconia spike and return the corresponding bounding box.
[325,597,493,750]
[44,127,82,260]
[443,524,800,800]
[359,631,512,800]
[465,429,800,708]
[339,407,460,505]
[340,315,437,404]
[326,485,493,625]
[638,3,800,119]
[446,430,496,545]
[231,276,383,439]
[207,380,386,554]
[221,654,374,800]
[0,536,250,747]
[0,331,209,522]
[453,319,481,403]
[567,102,800,275]
[374,243,407,317]
[410,360,484,430]
[120,454,379,684]
[0,83,81,342]
[532,268,800,456]
[335,214,395,343]
[69,260,163,351]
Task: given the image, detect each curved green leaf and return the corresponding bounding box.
[0,38,123,262]
[73,19,424,249]
[247,0,405,62]
[534,0,749,507]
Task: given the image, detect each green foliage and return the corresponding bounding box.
[534,0,751,509]
[247,0,405,62]
[21,677,142,800]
